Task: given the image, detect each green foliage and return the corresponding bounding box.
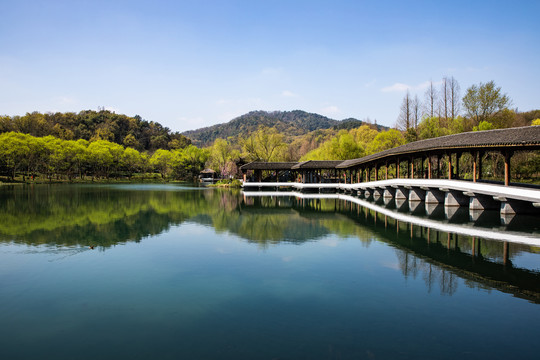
[207,138,241,177]
[149,149,174,178]
[0,110,191,151]
[473,121,495,132]
[241,126,287,162]
[300,125,405,161]
[462,80,511,125]
[366,129,405,155]
[302,130,365,160]
[172,145,209,179]
[0,131,210,182]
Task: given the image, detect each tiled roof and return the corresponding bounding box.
[291,160,344,169]
[240,161,298,170]
[337,126,540,168]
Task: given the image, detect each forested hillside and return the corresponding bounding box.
[182,110,387,147]
[0,110,191,151]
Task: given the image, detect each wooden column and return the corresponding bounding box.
[455,152,461,179]
[410,158,414,179]
[471,151,478,182]
[447,153,452,180]
[478,152,483,181]
[504,151,513,186]
[428,156,432,179]
[375,164,379,181]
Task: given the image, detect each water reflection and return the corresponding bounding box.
[1,184,539,303]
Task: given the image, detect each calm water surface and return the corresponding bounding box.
[0,184,539,360]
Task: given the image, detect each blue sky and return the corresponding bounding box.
[1,0,539,132]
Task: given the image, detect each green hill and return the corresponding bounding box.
[182,110,387,147]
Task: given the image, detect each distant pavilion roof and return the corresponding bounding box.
[240,162,298,171]
[291,160,344,170]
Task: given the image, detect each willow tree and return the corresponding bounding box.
[241,126,286,162]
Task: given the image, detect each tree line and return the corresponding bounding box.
[0,109,191,152]
[0,132,208,182]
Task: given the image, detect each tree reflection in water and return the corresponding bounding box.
[0,184,539,302]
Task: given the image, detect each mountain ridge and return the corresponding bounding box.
[182,110,387,147]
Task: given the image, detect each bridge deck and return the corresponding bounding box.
[242,180,540,204]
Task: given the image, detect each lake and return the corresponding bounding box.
[0,184,539,360]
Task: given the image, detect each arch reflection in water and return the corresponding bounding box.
[243,191,540,303]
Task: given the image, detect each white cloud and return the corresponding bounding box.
[281,90,297,98]
[415,81,432,91]
[381,80,441,93]
[320,105,340,116]
[381,83,411,93]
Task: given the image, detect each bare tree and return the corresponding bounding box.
[412,95,420,140]
[423,80,438,119]
[449,76,461,119]
[440,77,450,123]
[397,91,412,131]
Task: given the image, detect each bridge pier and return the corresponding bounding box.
[373,188,384,199]
[408,187,426,202]
[425,188,445,204]
[497,197,539,215]
[442,188,469,207]
[363,190,372,199]
[383,187,395,199]
[467,193,499,211]
[394,186,408,200]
